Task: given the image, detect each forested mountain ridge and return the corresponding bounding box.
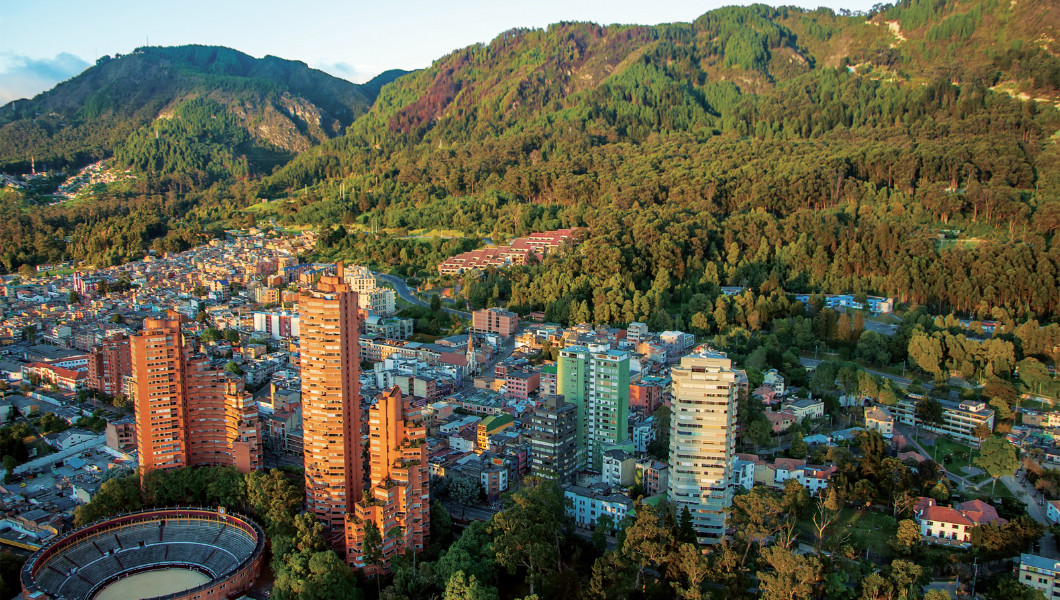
[0,45,405,173]
[263,0,1060,324]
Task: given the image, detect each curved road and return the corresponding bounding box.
[372,271,471,319]
[798,357,934,391]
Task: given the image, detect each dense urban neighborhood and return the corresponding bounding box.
[0,223,1053,600]
[1,0,1060,598]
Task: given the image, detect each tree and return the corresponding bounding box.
[74,473,143,526]
[225,328,241,344]
[757,546,821,600]
[746,418,772,449]
[891,519,921,555]
[586,550,636,600]
[621,501,675,589]
[434,521,497,588]
[915,397,944,424]
[450,474,481,519]
[2,455,17,482]
[430,500,454,555]
[976,435,1020,495]
[489,477,565,597]
[888,559,926,600]
[781,479,811,518]
[669,542,709,600]
[981,576,1047,600]
[0,552,26,600]
[68,290,80,304]
[678,505,696,544]
[443,570,499,600]
[789,435,808,459]
[363,521,384,595]
[225,361,244,376]
[731,487,784,565]
[811,488,842,552]
[245,469,301,535]
[591,515,610,554]
[973,421,993,441]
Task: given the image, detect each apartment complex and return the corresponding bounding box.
[529,395,578,483]
[558,346,631,470]
[131,312,262,478]
[87,334,131,396]
[893,396,995,445]
[668,348,736,545]
[437,229,582,275]
[345,387,429,574]
[471,308,519,338]
[300,267,363,531]
[343,264,396,316]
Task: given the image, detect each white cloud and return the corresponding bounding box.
[0,53,90,104]
[312,61,388,84]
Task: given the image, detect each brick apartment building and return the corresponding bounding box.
[131,312,262,479]
[471,308,518,338]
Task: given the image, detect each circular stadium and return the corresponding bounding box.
[20,508,265,600]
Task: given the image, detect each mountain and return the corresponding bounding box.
[265,0,1059,321]
[0,45,405,173]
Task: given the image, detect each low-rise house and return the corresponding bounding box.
[637,459,668,496]
[1047,500,1060,524]
[564,482,634,528]
[865,405,895,436]
[601,449,635,487]
[1018,554,1060,598]
[765,408,796,433]
[785,398,824,421]
[632,417,656,453]
[763,369,786,396]
[732,457,756,490]
[914,497,1006,548]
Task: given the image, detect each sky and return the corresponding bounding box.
[0,0,880,104]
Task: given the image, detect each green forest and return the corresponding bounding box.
[1,2,1057,321]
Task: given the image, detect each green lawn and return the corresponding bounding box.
[799,508,898,558]
[916,435,978,474]
[938,239,984,250]
[243,200,281,214]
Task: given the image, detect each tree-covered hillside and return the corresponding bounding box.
[263,0,1060,323]
[0,45,403,173]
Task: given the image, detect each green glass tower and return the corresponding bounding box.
[557,345,630,471]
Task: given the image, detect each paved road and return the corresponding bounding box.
[798,357,932,390]
[372,271,471,319]
[864,320,900,337]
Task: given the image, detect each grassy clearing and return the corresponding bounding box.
[243,200,282,214]
[938,238,985,250]
[799,508,898,558]
[916,434,977,473]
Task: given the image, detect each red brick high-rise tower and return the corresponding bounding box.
[131,311,261,480]
[88,334,131,397]
[345,387,429,574]
[299,265,363,532]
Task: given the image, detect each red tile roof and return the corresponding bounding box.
[921,505,973,527]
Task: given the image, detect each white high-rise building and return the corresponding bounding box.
[668,348,736,545]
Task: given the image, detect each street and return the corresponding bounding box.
[798,357,932,391]
[372,271,471,319]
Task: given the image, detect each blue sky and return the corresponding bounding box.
[0,0,879,103]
